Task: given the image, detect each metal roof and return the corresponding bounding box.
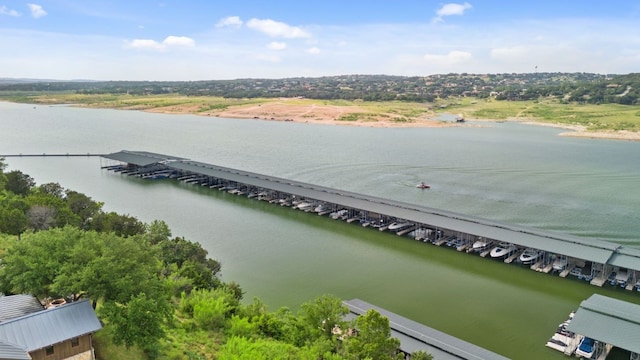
[0,340,30,360]
[0,300,102,352]
[608,246,640,269]
[103,150,186,167]
[344,299,510,360]
[566,294,640,354]
[0,296,44,323]
[103,150,640,270]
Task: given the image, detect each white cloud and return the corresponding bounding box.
[125,36,195,50]
[0,5,21,16]
[424,50,472,64]
[126,39,164,50]
[267,41,287,50]
[246,18,311,38]
[27,3,46,18]
[306,47,321,55]
[216,16,243,28]
[163,36,195,47]
[433,2,472,23]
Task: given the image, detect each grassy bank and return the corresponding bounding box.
[436,97,640,131]
[3,92,640,132]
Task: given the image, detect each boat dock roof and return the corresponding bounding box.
[102,150,640,272]
[344,298,510,360]
[566,294,640,355]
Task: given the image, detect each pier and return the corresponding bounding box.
[1,153,106,157]
[101,150,640,293]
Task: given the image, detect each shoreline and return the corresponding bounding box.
[144,102,640,141]
[5,98,640,140]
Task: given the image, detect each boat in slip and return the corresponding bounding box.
[552,256,568,271]
[575,337,597,358]
[489,242,517,258]
[387,221,413,232]
[471,237,491,252]
[415,182,430,189]
[519,248,542,264]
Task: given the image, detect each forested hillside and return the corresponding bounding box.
[1,72,638,105]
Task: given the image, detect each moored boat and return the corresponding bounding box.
[519,248,542,264]
[489,242,517,258]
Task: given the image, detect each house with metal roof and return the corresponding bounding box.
[0,297,102,360]
[343,298,510,360]
[566,294,640,359]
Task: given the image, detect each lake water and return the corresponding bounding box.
[2,101,639,359]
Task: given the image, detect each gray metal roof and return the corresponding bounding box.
[103,150,640,270]
[608,246,640,269]
[0,300,102,352]
[0,340,30,360]
[0,295,44,323]
[344,299,510,360]
[103,150,186,167]
[566,294,640,354]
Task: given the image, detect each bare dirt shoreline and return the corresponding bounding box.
[142,100,640,141]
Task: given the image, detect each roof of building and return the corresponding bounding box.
[103,150,186,167]
[0,339,30,360]
[0,300,102,352]
[344,298,510,360]
[0,295,44,323]
[566,294,640,354]
[103,150,640,270]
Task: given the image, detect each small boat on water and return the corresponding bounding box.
[416,182,430,189]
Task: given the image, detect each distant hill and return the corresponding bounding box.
[0,73,637,105]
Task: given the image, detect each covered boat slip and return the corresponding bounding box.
[343,299,510,360]
[566,294,640,359]
[102,150,640,288]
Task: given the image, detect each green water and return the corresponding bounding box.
[2,101,640,359]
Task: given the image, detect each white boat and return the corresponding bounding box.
[552,256,568,271]
[296,202,314,211]
[472,238,491,252]
[489,242,517,258]
[330,209,348,220]
[615,269,629,286]
[575,337,596,358]
[519,248,542,264]
[388,222,413,232]
[314,203,331,213]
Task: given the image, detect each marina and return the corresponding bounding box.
[102,150,640,295]
[4,101,640,359]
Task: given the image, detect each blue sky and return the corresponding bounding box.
[1,1,639,80]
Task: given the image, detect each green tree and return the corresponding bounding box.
[342,309,402,360]
[100,292,172,356]
[0,207,29,239]
[298,294,349,341]
[146,219,172,245]
[64,190,102,228]
[4,170,35,196]
[410,350,434,360]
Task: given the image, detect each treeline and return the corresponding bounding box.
[2,72,639,105]
[0,158,432,360]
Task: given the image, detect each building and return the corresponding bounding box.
[0,295,102,360]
